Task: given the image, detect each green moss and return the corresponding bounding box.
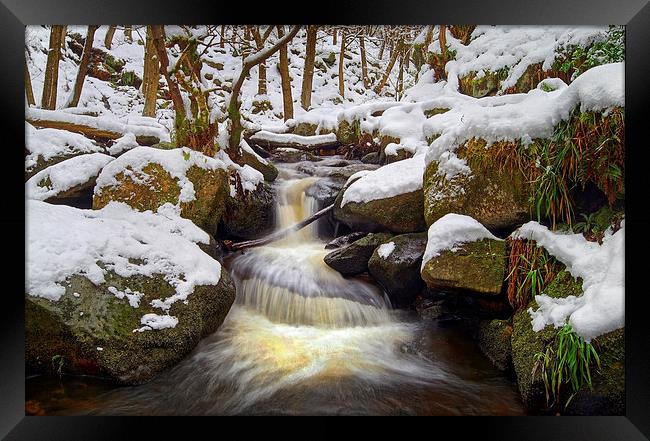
[37,176,53,189]
[544,270,583,299]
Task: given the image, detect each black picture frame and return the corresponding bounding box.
[2,0,649,438]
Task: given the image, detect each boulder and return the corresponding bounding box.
[511,270,624,414]
[336,119,360,145]
[26,269,235,385]
[324,232,368,249]
[420,238,506,295]
[368,233,427,307]
[93,147,229,235]
[222,181,275,240]
[423,139,531,232]
[361,152,381,164]
[323,232,393,276]
[334,184,426,234]
[477,319,513,371]
[26,153,114,205]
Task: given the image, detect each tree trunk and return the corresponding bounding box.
[397,51,404,97]
[227,25,300,156]
[142,25,159,117]
[277,26,294,121]
[338,29,346,98]
[300,25,317,110]
[41,25,66,110]
[220,25,225,48]
[439,25,447,62]
[104,25,116,50]
[373,39,401,95]
[332,27,337,45]
[359,34,368,89]
[379,38,385,60]
[24,55,35,106]
[124,26,132,42]
[149,25,185,121]
[68,25,98,108]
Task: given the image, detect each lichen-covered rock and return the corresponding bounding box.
[336,119,360,145]
[222,181,275,240]
[26,269,235,385]
[423,140,531,231]
[368,233,427,307]
[511,271,624,414]
[334,183,426,234]
[240,146,279,182]
[420,238,506,295]
[93,147,229,235]
[477,319,513,371]
[324,232,393,276]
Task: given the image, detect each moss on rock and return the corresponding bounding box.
[324,232,393,276]
[222,181,275,240]
[421,238,506,295]
[25,269,235,385]
[478,319,513,371]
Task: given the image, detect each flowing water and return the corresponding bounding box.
[26,162,526,416]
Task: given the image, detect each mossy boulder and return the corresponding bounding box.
[423,140,531,231]
[336,119,361,145]
[511,270,624,414]
[222,181,275,240]
[368,233,427,307]
[323,232,393,276]
[477,319,513,371]
[25,269,235,385]
[420,238,506,295]
[334,178,426,234]
[93,162,228,235]
[458,69,508,98]
[292,122,318,136]
[240,148,278,182]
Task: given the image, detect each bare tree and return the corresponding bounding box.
[359,30,369,89]
[68,25,99,108]
[142,25,159,117]
[25,53,35,106]
[250,26,274,96]
[227,25,300,154]
[124,25,133,43]
[332,27,337,45]
[104,25,117,50]
[338,28,346,98]
[277,26,294,121]
[149,26,186,121]
[41,25,66,110]
[300,25,317,110]
[374,38,401,95]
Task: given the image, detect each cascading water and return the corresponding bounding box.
[47,164,524,416]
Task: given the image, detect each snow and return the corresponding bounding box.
[95,146,227,204]
[107,286,144,308]
[341,155,426,206]
[26,200,222,320]
[377,242,396,259]
[134,314,179,332]
[423,62,625,179]
[512,221,624,341]
[26,108,170,143]
[26,153,114,201]
[422,214,500,270]
[25,122,104,171]
[107,133,140,156]
[250,130,337,146]
[441,26,609,92]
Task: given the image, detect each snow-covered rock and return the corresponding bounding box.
[93,146,229,234]
[25,200,236,384]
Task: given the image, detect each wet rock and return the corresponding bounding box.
[271,147,321,163]
[420,238,506,295]
[477,319,513,371]
[368,233,427,307]
[361,152,381,164]
[317,163,379,180]
[222,182,275,240]
[324,232,368,249]
[334,186,427,234]
[25,269,235,385]
[240,148,279,182]
[323,232,393,276]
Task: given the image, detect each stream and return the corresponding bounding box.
[26,160,526,416]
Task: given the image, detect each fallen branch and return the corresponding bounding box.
[228,203,334,251]
[248,131,339,151]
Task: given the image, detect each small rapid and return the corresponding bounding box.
[35,161,525,416]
